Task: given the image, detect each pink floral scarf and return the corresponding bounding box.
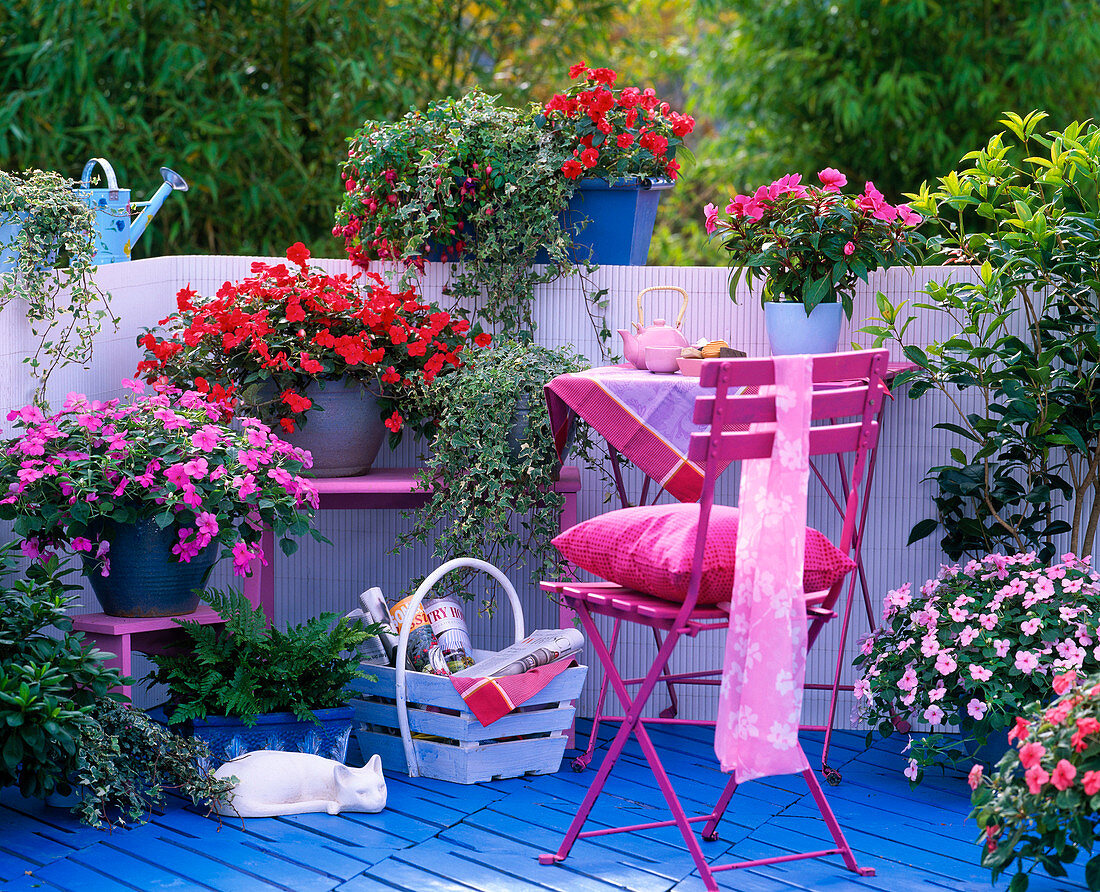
[714,355,812,781]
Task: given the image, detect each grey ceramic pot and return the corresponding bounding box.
[270,380,387,477]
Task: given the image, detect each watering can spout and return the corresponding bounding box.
[130,167,188,246]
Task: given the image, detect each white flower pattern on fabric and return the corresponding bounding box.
[714,357,813,782]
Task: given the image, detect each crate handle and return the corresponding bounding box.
[394,558,525,778]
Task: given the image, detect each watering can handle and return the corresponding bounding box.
[636,285,690,329]
[80,158,120,200]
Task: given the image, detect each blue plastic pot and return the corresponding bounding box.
[82,516,217,617]
[557,177,672,266]
[184,707,354,770]
[0,220,19,273]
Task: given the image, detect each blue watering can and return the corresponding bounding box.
[79,158,188,264]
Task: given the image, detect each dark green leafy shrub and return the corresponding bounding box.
[0,546,125,800]
[865,112,1100,561]
[147,588,377,726]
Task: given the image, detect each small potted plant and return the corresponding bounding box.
[539,62,695,266]
[398,340,597,603]
[146,588,377,767]
[0,168,117,399]
[0,544,231,826]
[970,670,1100,891]
[137,242,487,473]
[0,381,322,617]
[705,168,923,354]
[855,551,1100,784]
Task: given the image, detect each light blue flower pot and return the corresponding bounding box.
[764,302,844,355]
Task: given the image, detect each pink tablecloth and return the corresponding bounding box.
[545,365,713,502]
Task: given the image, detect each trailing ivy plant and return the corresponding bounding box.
[0,169,117,400]
[70,699,233,829]
[398,340,600,604]
[337,90,596,340]
[863,111,1100,562]
[147,588,377,726]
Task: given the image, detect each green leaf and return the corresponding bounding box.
[907,518,938,544]
[1086,853,1100,890]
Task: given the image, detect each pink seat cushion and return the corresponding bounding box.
[553,503,855,605]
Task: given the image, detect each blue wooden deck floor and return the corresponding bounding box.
[0,723,1087,892]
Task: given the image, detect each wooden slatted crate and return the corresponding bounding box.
[349,656,587,784]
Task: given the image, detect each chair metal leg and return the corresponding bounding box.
[572,617,622,772]
[802,766,876,876]
[701,773,739,841]
[652,626,680,719]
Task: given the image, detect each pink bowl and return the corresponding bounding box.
[644,345,683,374]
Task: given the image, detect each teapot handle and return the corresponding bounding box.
[637,285,690,330]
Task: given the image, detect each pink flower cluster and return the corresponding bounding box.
[704,169,922,234]
[855,552,1100,781]
[0,381,320,577]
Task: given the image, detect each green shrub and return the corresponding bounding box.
[0,546,125,800]
[147,588,377,726]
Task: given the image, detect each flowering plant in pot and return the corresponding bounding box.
[539,62,694,183]
[538,63,694,267]
[705,169,923,336]
[854,552,1100,785]
[0,168,117,399]
[137,243,486,468]
[970,670,1100,891]
[0,381,322,616]
[335,90,581,335]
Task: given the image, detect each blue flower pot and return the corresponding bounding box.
[184,707,354,771]
[764,302,844,355]
[532,177,673,267]
[0,220,20,273]
[82,516,217,617]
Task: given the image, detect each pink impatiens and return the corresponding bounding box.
[0,382,321,581]
[856,552,1100,784]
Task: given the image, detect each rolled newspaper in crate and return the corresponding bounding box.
[348,558,588,783]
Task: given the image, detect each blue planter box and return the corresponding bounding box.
[0,220,19,273]
[427,177,672,268]
[152,705,354,771]
[560,177,673,266]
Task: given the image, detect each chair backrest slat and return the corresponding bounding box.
[693,385,873,427]
[687,422,873,463]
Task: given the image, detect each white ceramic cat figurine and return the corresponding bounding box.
[213,751,387,817]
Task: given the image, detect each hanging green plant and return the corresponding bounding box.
[0,169,117,400]
[397,341,600,605]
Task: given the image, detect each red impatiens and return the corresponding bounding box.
[542,63,694,183]
[137,243,488,438]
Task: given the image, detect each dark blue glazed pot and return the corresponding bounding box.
[82,516,217,617]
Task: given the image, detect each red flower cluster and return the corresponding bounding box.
[542,63,694,182]
[137,243,488,436]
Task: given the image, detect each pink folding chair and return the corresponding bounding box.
[539,350,887,889]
